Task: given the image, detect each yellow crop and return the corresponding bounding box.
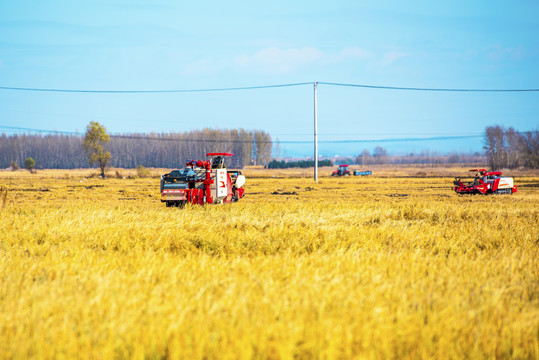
[0,167,538,359]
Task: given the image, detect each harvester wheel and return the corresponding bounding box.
[166,201,173,207]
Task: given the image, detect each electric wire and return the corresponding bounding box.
[317,82,539,92]
[1,81,539,93]
[1,82,537,147]
[0,125,491,144]
[0,82,312,93]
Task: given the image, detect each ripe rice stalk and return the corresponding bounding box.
[0,186,7,209]
[0,167,537,359]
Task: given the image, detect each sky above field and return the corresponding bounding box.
[0,0,538,158]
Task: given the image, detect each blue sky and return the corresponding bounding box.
[0,0,538,157]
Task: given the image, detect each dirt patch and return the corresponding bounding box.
[85,185,104,189]
[518,181,539,188]
[387,193,409,198]
[272,191,298,195]
[18,188,50,192]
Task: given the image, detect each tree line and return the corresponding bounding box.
[266,159,333,169]
[483,126,539,169]
[0,127,273,170]
[355,146,486,166]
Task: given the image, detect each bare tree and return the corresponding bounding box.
[253,130,272,166]
[505,127,520,168]
[484,126,506,170]
[355,149,371,166]
[373,146,388,164]
[518,130,539,168]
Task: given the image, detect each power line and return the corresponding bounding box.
[0,125,490,144]
[1,81,538,93]
[318,82,539,92]
[0,125,516,138]
[0,126,80,135]
[0,82,312,93]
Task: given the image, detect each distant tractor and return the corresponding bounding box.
[332,164,351,176]
[160,153,245,207]
[453,169,517,195]
[332,164,372,176]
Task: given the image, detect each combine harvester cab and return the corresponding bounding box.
[160,153,245,207]
[453,169,518,195]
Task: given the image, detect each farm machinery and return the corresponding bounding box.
[453,169,517,195]
[160,153,245,207]
[332,164,372,176]
[332,164,351,176]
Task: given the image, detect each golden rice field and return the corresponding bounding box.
[1,166,538,359]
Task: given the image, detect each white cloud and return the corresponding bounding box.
[336,46,373,61]
[181,59,225,76]
[381,51,406,67]
[483,44,525,61]
[180,46,375,76]
[457,45,528,63]
[234,47,324,74]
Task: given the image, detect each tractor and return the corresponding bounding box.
[453,169,517,195]
[332,164,351,176]
[160,153,245,207]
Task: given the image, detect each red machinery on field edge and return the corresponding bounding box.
[332,164,372,176]
[453,169,517,195]
[160,153,245,207]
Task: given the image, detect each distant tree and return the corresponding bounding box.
[82,121,111,178]
[483,126,506,170]
[373,146,387,157]
[238,129,254,167]
[9,161,20,171]
[356,149,371,166]
[483,125,525,169]
[24,157,35,172]
[518,130,539,168]
[447,153,460,164]
[373,146,388,164]
[505,127,520,168]
[253,130,272,166]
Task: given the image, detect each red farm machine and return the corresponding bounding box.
[332,164,351,176]
[160,153,245,207]
[453,169,517,195]
[332,164,372,176]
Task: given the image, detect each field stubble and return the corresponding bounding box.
[0,168,538,359]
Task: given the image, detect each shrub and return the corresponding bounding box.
[136,165,151,178]
[24,157,36,173]
[9,161,20,171]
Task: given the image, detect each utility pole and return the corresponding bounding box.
[314,81,318,182]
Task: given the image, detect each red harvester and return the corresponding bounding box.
[160,153,245,207]
[453,169,517,195]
